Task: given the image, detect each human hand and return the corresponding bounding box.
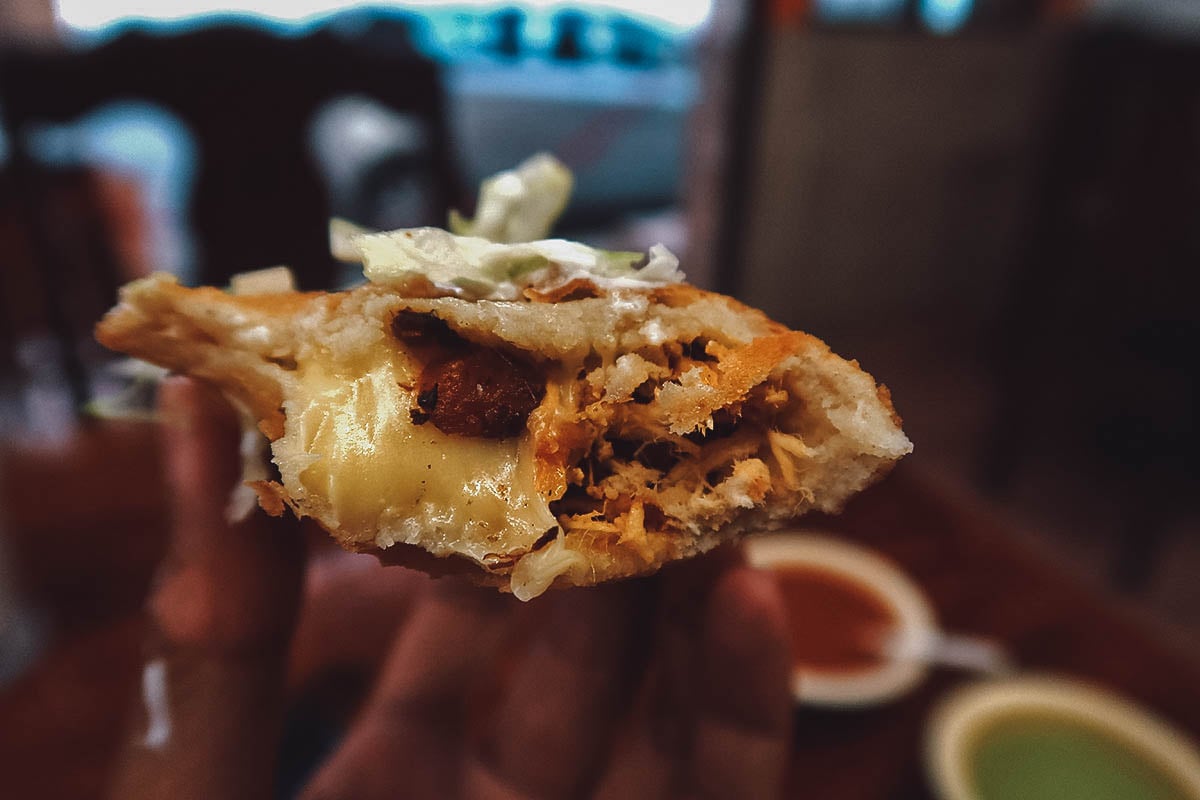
[110,377,794,800]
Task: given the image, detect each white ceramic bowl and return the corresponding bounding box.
[925,675,1200,800]
[744,530,936,707]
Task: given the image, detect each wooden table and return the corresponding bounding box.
[3,423,1200,799]
[789,467,1200,798]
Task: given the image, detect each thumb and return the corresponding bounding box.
[109,377,305,800]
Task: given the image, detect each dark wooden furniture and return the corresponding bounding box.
[0,166,128,412]
[0,23,462,431]
[0,24,459,292]
[984,27,1200,592]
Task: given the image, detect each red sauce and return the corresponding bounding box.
[774,565,899,674]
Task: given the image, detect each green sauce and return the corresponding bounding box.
[970,713,1194,800]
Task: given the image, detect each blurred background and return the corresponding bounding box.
[0,0,1198,796]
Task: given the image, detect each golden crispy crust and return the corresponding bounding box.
[97,273,912,597]
[96,278,319,439]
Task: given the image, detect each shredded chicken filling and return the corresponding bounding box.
[543,337,815,547]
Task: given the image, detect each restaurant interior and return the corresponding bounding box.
[1,0,1198,797]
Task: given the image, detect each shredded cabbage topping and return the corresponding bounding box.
[448,152,573,244]
[347,228,683,300]
[331,151,685,300]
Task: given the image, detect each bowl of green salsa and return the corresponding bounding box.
[927,677,1200,800]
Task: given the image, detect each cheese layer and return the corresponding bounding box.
[272,341,556,566]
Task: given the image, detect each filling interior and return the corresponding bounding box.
[274,302,839,586]
[389,308,829,557]
[536,335,825,551]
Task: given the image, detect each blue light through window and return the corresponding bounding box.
[53,1,713,37]
[919,0,974,34]
[816,0,906,25]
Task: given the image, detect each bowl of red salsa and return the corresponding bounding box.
[745,530,936,707]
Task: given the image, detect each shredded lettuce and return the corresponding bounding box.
[449,153,573,243]
[329,153,685,299]
[228,265,296,295]
[331,217,375,263]
[352,227,683,299]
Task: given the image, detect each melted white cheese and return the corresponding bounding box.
[272,344,557,565]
